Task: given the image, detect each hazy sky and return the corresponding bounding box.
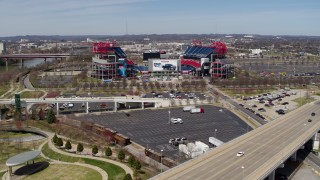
[1,0,319,36]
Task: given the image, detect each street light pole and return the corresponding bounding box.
[168,108,171,124]
[214,129,217,138]
[161,149,163,173]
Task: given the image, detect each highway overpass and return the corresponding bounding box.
[152,102,320,180]
[0,97,170,114]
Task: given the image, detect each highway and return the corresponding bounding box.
[152,102,320,180]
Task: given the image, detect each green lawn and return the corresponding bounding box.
[222,88,275,98]
[23,164,102,180]
[20,91,44,98]
[0,171,5,178]
[293,97,315,107]
[0,140,46,170]
[0,85,10,97]
[0,131,34,139]
[42,143,126,179]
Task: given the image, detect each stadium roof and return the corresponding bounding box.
[183,46,215,60]
[6,151,41,167]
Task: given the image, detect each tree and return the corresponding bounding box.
[128,155,135,167]
[38,108,45,120]
[118,149,125,161]
[30,109,37,120]
[53,134,58,144]
[46,109,56,124]
[56,138,63,147]
[133,160,141,171]
[92,145,98,155]
[77,143,84,153]
[123,173,133,180]
[105,147,112,157]
[65,140,72,150]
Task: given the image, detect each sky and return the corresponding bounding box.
[0,0,320,36]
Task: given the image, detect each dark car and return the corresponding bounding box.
[258,108,266,112]
[308,119,312,122]
[311,112,316,116]
[276,109,285,115]
[162,64,176,70]
[282,102,289,105]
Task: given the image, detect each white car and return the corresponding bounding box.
[171,118,183,124]
[237,151,245,157]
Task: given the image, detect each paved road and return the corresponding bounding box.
[208,86,266,125]
[23,74,35,90]
[152,102,320,180]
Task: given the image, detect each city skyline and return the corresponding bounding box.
[1,0,320,37]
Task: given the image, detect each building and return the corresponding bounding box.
[91,42,138,81]
[181,41,228,77]
[0,42,6,54]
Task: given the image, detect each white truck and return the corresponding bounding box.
[183,106,196,112]
[209,137,224,147]
[190,108,204,114]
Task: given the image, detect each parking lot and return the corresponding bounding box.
[80,105,251,161]
[239,89,310,120]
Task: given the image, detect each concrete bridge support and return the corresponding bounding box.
[141,102,144,109]
[291,151,297,162]
[268,170,275,180]
[56,103,59,115]
[86,102,89,114]
[114,101,117,112]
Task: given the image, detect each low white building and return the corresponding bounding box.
[0,42,5,54]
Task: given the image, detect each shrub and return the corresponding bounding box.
[123,173,132,180]
[92,145,98,155]
[105,147,112,157]
[65,140,72,150]
[128,155,135,167]
[118,150,125,161]
[77,143,84,153]
[56,138,63,147]
[53,134,58,144]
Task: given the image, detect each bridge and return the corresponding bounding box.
[0,97,170,115]
[0,54,75,59]
[151,102,320,180]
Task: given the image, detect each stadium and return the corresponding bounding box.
[91,40,230,80]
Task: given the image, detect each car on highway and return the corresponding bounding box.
[281,102,289,105]
[171,117,183,124]
[258,108,266,112]
[236,151,244,157]
[308,119,312,122]
[311,112,316,116]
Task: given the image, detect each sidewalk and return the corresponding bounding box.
[41,130,133,176]
[38,139,108,180]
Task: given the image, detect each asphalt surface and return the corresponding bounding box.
[80,105,251,161]
[153,102,320,180]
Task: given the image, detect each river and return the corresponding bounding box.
[0,58,55,73]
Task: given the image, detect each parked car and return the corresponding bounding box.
[258,108,266,112]
[171,117,183,124]
[282,102,289,105]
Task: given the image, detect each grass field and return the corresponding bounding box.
[0,139,46,170]
[0,86,10,97]
[0,131,34,139]
[23,164,102,180]
[20,91,44,98]
[293,97,315,107]
[42,143,126,179]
